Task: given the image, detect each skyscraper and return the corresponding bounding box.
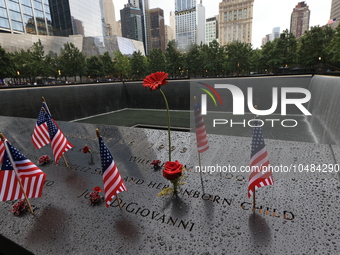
[169,11,176,40]
[329,0,340,28]
[330,0,340,20]
[290,1,310,39]
[49,0,105,37]
[218,0,254,46]
[120,4,143,42]
[149,8,165,51]
[125,0,150,54]
[103,0,120,36]
[270,27,280,41]
[175,0,197,50]
[196,0,205,45]
[261,34,271,46]
[165,24,174,46]
[206,16,218,44]
[0,0,53,35]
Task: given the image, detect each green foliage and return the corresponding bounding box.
[131,50,149,79]
[297,26,335,69]
[113,50,131,80]
[1,24,339,84]
[29,40,45,78]
[100,51,115,78]
[225,41,252,75]
[184,44,202,77]
[44,51,61,79]
[165,40,181,78]
[327,24,340,67]
[86,56,103,80]
[0,45,14,80]
[148,48,165,74]
[59,42,85,82]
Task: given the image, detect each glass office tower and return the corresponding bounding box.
[175,0,197,50]
[48,0,105,37]
[0,0,53,35]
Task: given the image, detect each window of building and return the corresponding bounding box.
[21,0,32,6]
[34,9,44,19]
[229,11,232,21]
[0,17,10,29]
[10,10,22,22]
[11,20,24,31]
[238,9,242,20]
[7,1,20,12]
[22,5,33,15]
[0,7,8,18]
[234,10,237,20]
[244,8,247,19]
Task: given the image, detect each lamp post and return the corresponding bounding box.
[16,71,20,85]
[318,57,322,72]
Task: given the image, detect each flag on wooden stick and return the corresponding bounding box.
[0,138,46,202]
[32,102,51,149]
[194,102,209,153]
[44,112,73,164]
[248,117,274,198]
[98,132,127,208]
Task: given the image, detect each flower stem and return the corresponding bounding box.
[159,88,171,161]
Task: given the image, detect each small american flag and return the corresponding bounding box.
[0,139,46,201]
[194,103,209,153]
[98,136,127,208]
[248,117,274,198]
[45,112,73,164]
[32,102,51,149]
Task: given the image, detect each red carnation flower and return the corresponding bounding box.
[151,159,161,168]
[163,160,183,181]
[38,155,51,165]
[142,72,168,91]
[93,186,102,193]
[82,145,91,154]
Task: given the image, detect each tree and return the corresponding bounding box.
[225,41,252,75]
[130,50,148,80]
[59,42,84,82]
[327,24,340,68]
[75,53,87,83]
[11,49,34,83]
[28,40,46,82]
[184,43,202,78]
[86,56,103,81]
[258,40,278,73]
[113,50,131,82]
[249,48,261,74]
[297,26,335,71]
[165,40,182,78]
[0,45,14,81]
[275,29,297,73]
[148,48,165,73]
[44,51,61,82]
[100,51,115,78]
[207,40,226,77]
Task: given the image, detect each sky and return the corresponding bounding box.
[114,0,333,49]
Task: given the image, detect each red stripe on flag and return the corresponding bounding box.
[32,123,50,149]
[51,130,73,164]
